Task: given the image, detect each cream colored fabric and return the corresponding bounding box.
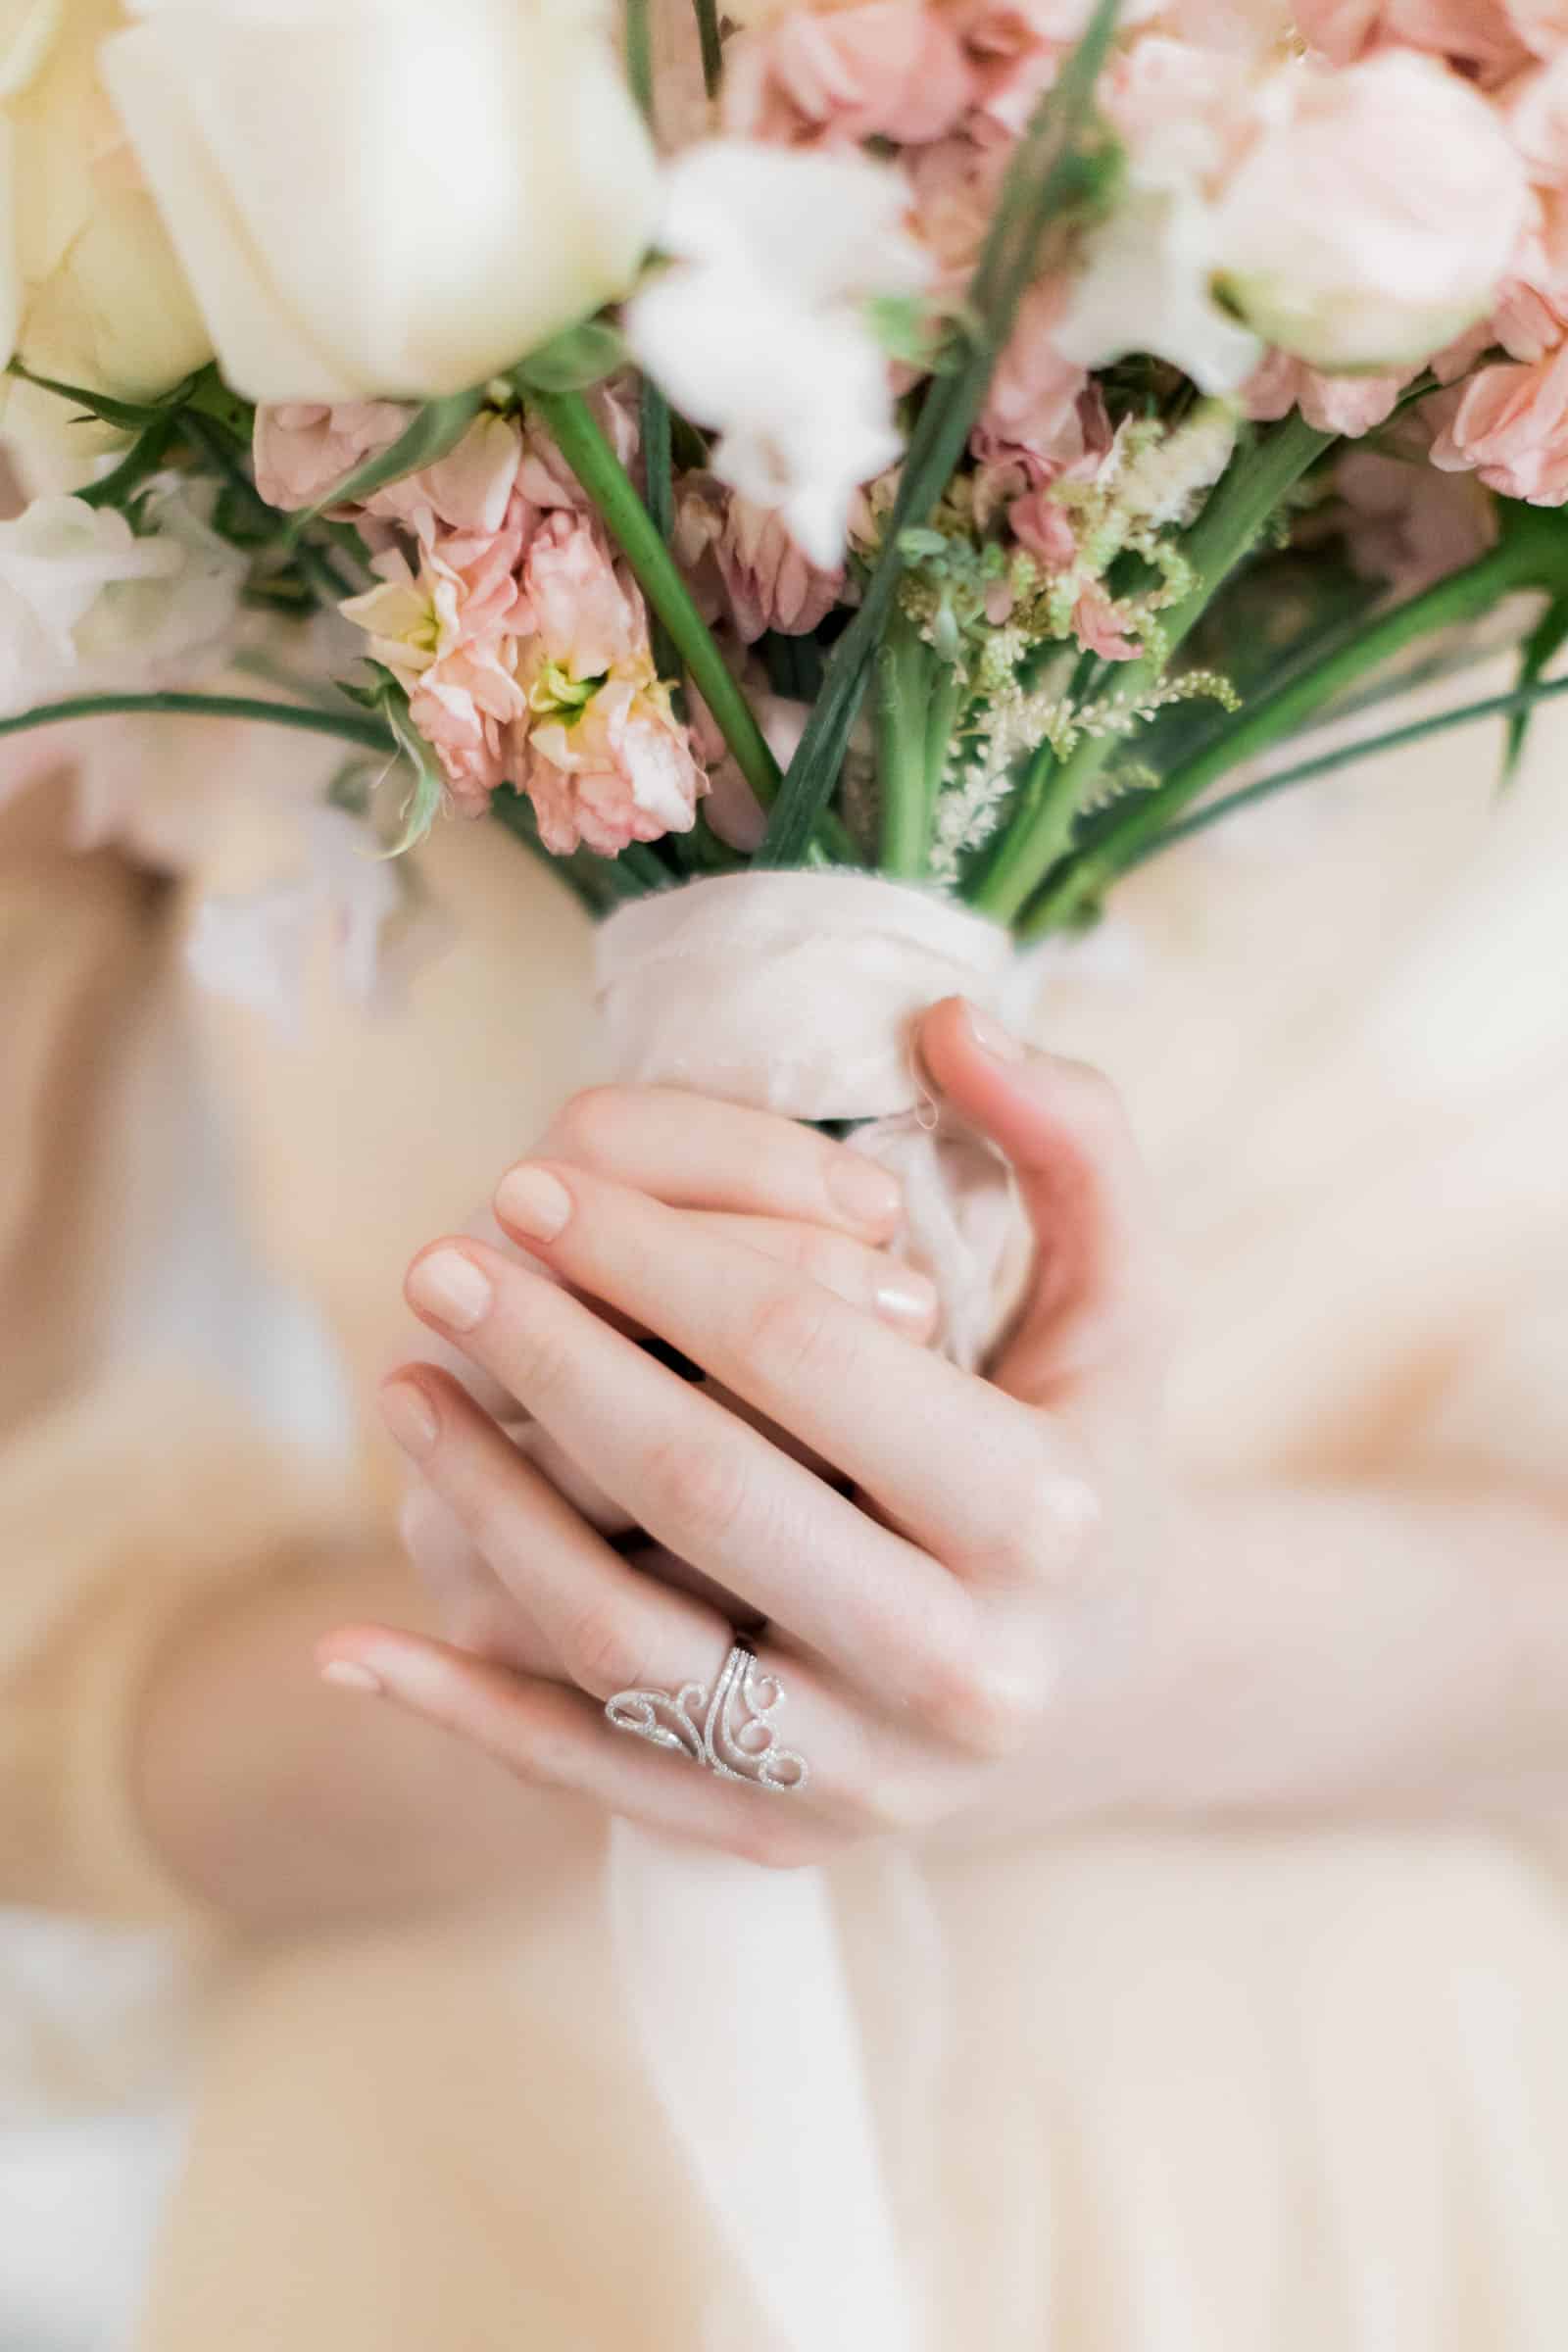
[2,698,1568,2347]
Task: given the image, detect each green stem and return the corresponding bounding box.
[1106,668,1568,880]
[625,0,655,120]
[876,612,935,877]
[1022,533,1538,934]
[693,0,722,97]
[972,412,1336,924]
[0,691,392,755]
[923,664,960,843]
[527,388,780,809]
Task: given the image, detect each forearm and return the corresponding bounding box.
[131,1549,573,1932]
[978,1476,1568,1838]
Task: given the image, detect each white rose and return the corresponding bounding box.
[1209,54,1531,373]
[102,0,662,402]
[0,0,211,426]
[0,482,244,711]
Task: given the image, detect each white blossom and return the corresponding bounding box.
[627,142,929,568]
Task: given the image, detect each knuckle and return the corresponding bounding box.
[912,1631,1050,1763]
[559,1601,646,1701]
[641,1432,752,1545]
[729,1809,826,1871]
[857,1770,935,1836]
[550,1085,628,1167]
[742,1279,843,1388]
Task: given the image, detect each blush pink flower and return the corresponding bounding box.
[1007,486,1078,567]
[1504,0,1568,59]
[516,382,640,512]
[340,497,534,814]
[954,0,1090,140]
[516,512,706,856]
[723,3,976,146]
[905,134,1009,300]
[1295,0,1529,71]
[365,413,527,540]
[1336,446,1498,594]
[1430,337,1568,501]
[253,401,409,514]
[674,472,844,642]
[1242,351,1411,436]
[975,280,1098,476]
[521,674,707,856]
[1072,580,1141,662]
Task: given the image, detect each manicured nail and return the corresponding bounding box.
[494,1163,572,1243]
[827,1153,903,1231]
[962,999,1025,1062]
[407,1247,493,1331]
[874,1269,939,1333]
[320,1660,384,1696]
[379,1376,439,1456]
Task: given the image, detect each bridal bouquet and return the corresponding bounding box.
[5,0,1568,958]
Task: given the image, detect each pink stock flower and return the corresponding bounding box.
[723,3,976,146]
[975,280,1099,476]
[1242,352,1410,437]
[905,134,1009,299]
[522,673,707,856]
[366,413,527,539]
[1336,447,1498,594]
[1430,338,1568,501]
[521,509,642,678]
[1072,578,1141,662]
[516,382,640,512]
[517,512,707,856]
[253,401,409,514]
[1007,486,1078,567]
[1294,0,1529,71]
[1504,0,1568,59]
[674,472,844,642]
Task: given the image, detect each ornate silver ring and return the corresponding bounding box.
[605,1638,809,1794]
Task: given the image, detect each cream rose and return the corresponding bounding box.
[1,0,211,416]
[1210,53,1530,372]
[101,0,662,403]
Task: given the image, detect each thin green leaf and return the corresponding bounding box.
[1502,592,1568,787]
[512,320,629,396]
[290,390,486,530]
[380,692,447,857]
[757,0,1123,866]
[6,360,165,433]
[76,414,176,510]
[626,0,655,122]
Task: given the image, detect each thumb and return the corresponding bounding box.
[915,996,1167,1435]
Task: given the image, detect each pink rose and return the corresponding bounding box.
[1430,338,1568,501]
[674,472,844,643]
[253,401,409,514]
[724,3,976,145]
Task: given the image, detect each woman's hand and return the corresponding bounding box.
[319,996,1169,1866]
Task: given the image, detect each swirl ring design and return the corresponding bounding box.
[605,1639,810,1794]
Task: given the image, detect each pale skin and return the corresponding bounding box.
[136,997,1568,1922]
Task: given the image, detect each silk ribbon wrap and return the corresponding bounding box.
[595,870,1038,2352]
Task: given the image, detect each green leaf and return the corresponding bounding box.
[511,319,628,396]
[6,361,165,433]
[1501,591,1568,788]
[380,690,447,857]
[289,390,486,531]
[76,414,177,511]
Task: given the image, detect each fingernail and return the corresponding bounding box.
[407,1247,493,1331]
[320,1660,384,1697]
[494,1163,572,1243]
[379,1376,439,1457]
[874,1268,939,1333]
[962,999,1026,1062]
[827,1154,903,1232]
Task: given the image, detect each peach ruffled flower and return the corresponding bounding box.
[1294,0,1529,72]
[253,401,409,514]
[723,2,976,145]
[339,496,533,814]
[1430,338,1568,502]
[674,472,844,642]
[1242,351,1411,438]
[516,513,707,856]
[1335,447,1499,595]
[365,413,527,540]
[516,382,640,512]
